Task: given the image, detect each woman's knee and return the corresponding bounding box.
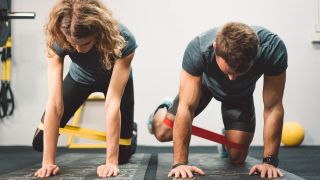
[118,145,134,164]
[118,128,137,164]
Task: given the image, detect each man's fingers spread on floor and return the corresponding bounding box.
[277,169,284,177]
[249,165,259,175]
[175,171,181,178]
[267,168,273,178]
[272,169,279,178]
[260,169,266,178]
[192,166,205,175]
[180,170,187,178]
[186,168,193,177]
[249,165,258,175]
[168,169,175,177]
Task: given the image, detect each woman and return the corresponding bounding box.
[32,0,137,178]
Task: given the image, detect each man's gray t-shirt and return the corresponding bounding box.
[182,26,287,101]
[52,24,137,85]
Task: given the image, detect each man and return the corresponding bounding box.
[147,22,287,178]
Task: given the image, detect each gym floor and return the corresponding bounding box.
[0,146,319,179]
[0,146,320,180]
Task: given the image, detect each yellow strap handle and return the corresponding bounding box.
[5,37,12,48]
[5,59,11,81]
[38,122,132,146]
[1,60,6,81]
[1,37,12,81]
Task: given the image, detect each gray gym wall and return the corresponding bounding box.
[0,0,319,147]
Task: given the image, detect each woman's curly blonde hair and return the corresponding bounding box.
[45,0,125,70]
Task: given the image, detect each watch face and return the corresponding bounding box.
[263,156,279,167]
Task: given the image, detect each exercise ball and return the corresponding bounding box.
[281,121,304,147]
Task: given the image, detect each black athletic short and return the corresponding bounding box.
[168,84,256,133]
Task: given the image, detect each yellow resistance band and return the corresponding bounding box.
[38,123,131,146]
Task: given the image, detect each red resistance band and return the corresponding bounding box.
[163,118,246,151]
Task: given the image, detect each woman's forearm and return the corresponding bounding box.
[42,107,63,165]
[105,105,121,165]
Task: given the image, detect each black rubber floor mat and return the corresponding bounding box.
[0,153,150,180]
[156,153,305,180]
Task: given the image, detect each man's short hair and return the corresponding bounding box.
[215,22,259,73]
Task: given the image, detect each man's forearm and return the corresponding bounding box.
[263,106,284,157]
[173,108,193,164]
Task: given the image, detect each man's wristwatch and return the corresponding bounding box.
[263,155,279,167]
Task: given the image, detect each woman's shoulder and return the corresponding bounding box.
[119,23,135,41]
[118,23,138,57]
[52,41,69,58]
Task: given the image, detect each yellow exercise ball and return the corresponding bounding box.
[281,121,304,146]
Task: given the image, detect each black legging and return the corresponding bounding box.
[32,73,136,164]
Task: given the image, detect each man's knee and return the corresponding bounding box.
[155,129,172,142]
[223,129,253,164]
[228,148,248,164]
[153,110,174,142]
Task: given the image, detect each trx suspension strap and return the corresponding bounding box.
[0,0,35,118]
